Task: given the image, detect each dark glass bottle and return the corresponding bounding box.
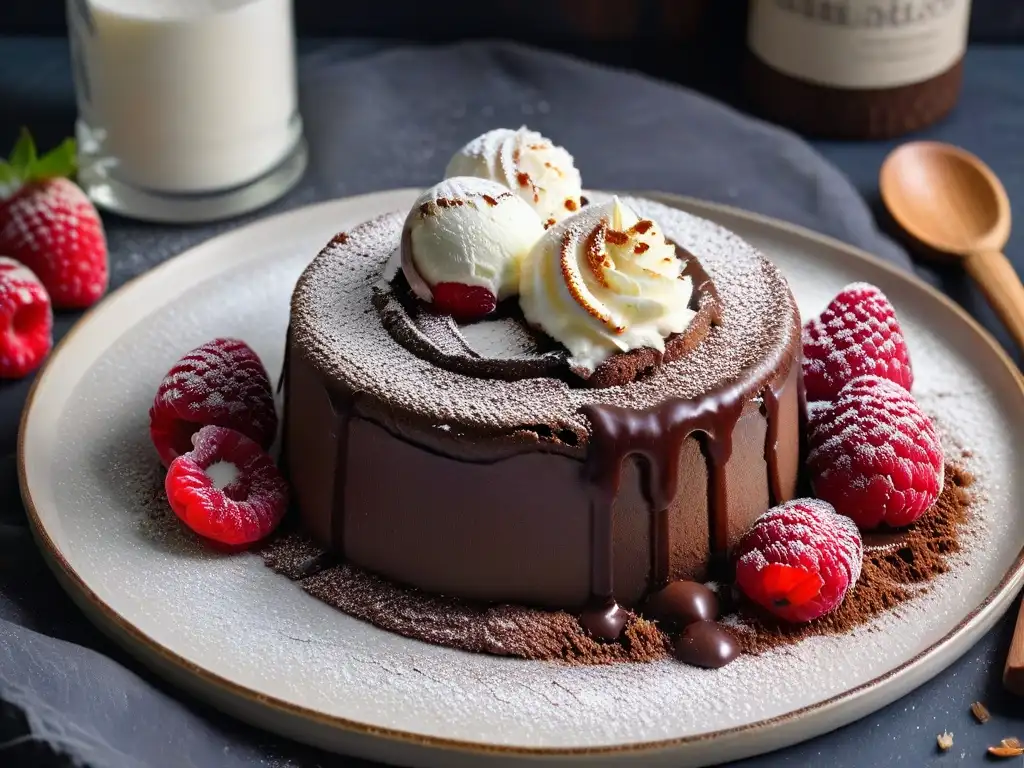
[745,0,972,139]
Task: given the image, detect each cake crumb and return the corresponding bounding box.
[988,738,1023,758]
[971,701,991,723]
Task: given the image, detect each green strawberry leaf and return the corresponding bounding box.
[28,137,77,180]
[8,128,37,175]
[0,161,18,198]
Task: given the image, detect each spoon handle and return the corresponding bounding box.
[963,252,1024,354]
[971,251,1024,694]
[1006,597,1024,695]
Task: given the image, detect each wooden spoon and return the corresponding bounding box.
[880,142,1019,348]
[880,143,1024,694]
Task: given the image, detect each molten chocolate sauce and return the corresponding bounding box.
[762,382,784,506]
[674,620,740,668]
[578,600,628,642]
[644,581,718,629]
[579,372,786,642]
[329,392,353,553]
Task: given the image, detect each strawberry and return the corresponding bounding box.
[0,256,53,378]
[0,129,108,309]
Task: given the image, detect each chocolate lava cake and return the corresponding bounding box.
[282,194,802,636]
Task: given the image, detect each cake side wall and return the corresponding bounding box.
[286,346,340,550]
[283,354,801,610]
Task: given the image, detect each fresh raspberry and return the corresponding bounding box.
[807,375,944,529]
[431,282,497,320]
[0,131,108,309]
[734,499,863,624]
[165,426,288,546]
[0,257,52,378]
[802,282,912,402]
[149,338,277,467]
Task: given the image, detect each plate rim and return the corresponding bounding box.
[18,189,1024,761]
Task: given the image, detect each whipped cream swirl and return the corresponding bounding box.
[445,126,583,228]
[519,198,695,373]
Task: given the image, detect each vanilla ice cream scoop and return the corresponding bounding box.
[401,177,545,319]
[445,127,584,228]
[519,197,695,373]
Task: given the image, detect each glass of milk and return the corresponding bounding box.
[67,0,307,223]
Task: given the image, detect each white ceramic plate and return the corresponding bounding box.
[19,190,1024,767]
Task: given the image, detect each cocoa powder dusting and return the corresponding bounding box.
[259,461,973,665]
[295,561,670,664]
[730,462,973,654]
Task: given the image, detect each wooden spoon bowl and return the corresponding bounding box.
[881,142,1022,358]
[881,142,1011,258]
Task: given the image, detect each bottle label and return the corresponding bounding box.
[748,0,971,89]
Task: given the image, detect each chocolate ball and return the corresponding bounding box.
[579,601,627,642]
[673,621,740,669]
[644,580,718,628]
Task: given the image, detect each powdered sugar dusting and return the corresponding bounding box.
[291,196,798,452]
[205,459,239,490]
[420,176,514,205]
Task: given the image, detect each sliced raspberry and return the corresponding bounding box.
[431,282,497,320]
[802,282,912,402]
[149,338,277,467]
[806,375,944,529]
[733,499,863,624]
[165,425,288,546]
[0,257,52,379]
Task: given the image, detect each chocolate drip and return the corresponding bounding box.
[329,392,354,554]
[580,388,746,634]
[673,620,740,668]
[278,324,292,473]
[580,366,786,628]
[761,379,784,507]
[578,601,627,642]
[700,429,737,554]
[277,324,291,395]
[652,508,670,587]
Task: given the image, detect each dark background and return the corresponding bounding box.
[3,0,1023,39]
[3,1,1023,97]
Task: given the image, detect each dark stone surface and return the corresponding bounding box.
[0,36,1021,768]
